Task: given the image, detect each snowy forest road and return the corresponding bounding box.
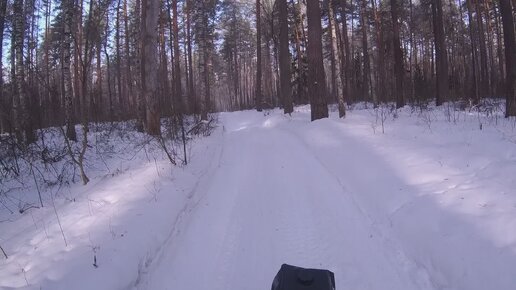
[137,111,435,290]
[136,109,516,290]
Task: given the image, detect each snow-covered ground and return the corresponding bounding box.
[2,104,516,290]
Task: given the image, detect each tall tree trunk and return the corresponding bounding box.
[27,0,38,129]
[339,0,351,108]
[466,0,480,103]
[484,0,496,96]
[183,10,191,107]
[475,0,489,98]
[73,0,82,118]
[159,12,171,115]
[306,0,328,121]
[11,32,18,138]
[96,32,102,122]
[62,0,76,141]
[391,0,405,108]
[329,0,345,117]
[256,0,263,111]
[13,0,35,144]
[80,0,95,124]
[292,0,306,104]
[432,0,449,105]
[116,0,124,119]
[104,15,115,120]
[278,0,293,114]
[0,0,7,133]
[263,40,274,106]
[499,0,516,116]
[75,0,96,185]
[371,0,385,103]
[200,1,211,121]
[124,0,133,113]
[135,0,146,131]
[359,0,372,103]
[494,1,505,95]
[172,0,184,113]
[141,0,160,135]
[166,0,176,114]
[44,0,53,125]
[186,0,194,112]
[350,0,357,101]
[232,15,240,109]
[409,0,416,102]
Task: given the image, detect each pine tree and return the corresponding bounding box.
[306,0,328,121]
[141,0,160,135]
[432,0,449,106]
[499,0,515,116]
[278,0,293,114]
[256,0,263,111]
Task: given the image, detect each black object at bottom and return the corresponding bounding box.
[271,264,335,290]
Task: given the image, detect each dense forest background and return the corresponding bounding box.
[0,0,514,142]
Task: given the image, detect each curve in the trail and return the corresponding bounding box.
[138,112,434,290]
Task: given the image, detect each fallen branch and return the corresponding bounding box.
[0,244,7,259]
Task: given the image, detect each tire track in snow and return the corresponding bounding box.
[130,128,226,289]
[278,121,437,290]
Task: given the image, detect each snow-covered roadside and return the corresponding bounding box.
[279,105,516,289]
[0,124,224,290]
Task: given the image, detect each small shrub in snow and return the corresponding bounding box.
[418,109,434,132]
[371,103,396,134]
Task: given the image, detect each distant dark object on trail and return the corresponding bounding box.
[271,264,335,290]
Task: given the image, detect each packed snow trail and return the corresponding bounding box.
[137,112,436,290]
